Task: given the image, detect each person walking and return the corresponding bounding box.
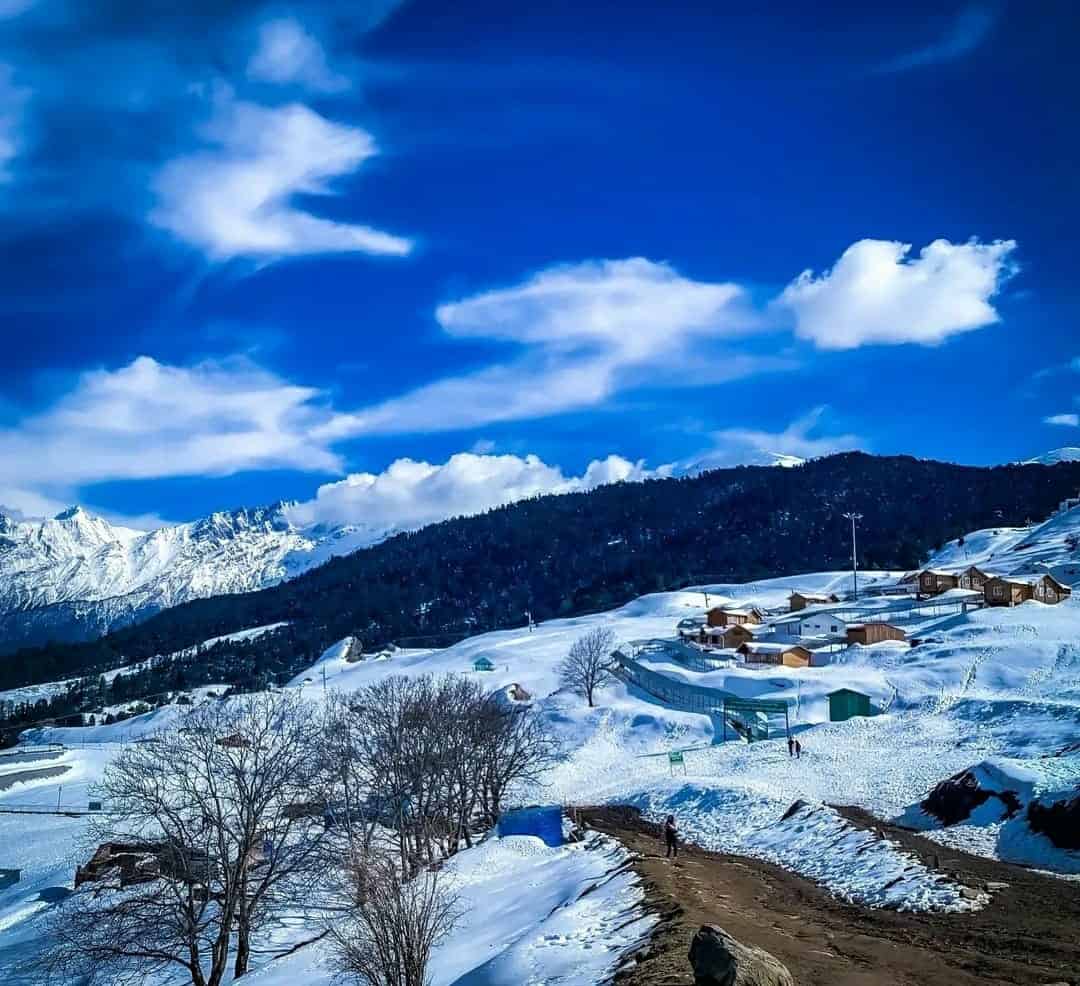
[787,736,795,757]
[664,814,679,858]
[794,739,802,759]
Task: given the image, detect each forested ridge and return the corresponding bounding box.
[4,452,1080,698]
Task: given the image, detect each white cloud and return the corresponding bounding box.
[319,258,781,438]
[287,451,662,530]
[247,17,349,93]
[0,356,342,514]
[682,406,863,472]
[777,238,1017,350]
[150,95,411,261]
[1044,413,1079,427]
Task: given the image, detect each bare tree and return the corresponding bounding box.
[559,626,616,707]
[328,849,459,986]
[42,691,332,986]
[326,675,553,868]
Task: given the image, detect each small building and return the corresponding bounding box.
[705,606,764,627]
[1032,574,1072,604]
[917,569,959,596]
[794,612,853,639]
[983,577,1033,607]
[705,623,772,649]
[956,566,996,592]
[738,642,813,668]
[472,656,496,672]
[789,591,840,612]
[845,622,906,646]
[827,688,873,722]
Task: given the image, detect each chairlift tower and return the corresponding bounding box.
[843,511,863,598]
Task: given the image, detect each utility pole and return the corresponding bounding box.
[843,512,863,598]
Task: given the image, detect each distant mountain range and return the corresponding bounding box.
[0,504,383,652]
[6,451,1080,696]
[0,447,1074,656]
[1021,447,1080,466]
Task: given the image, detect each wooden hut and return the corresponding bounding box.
[845,622,906,645]
[472,656,496,672]
[917,570,959,596]
[705,606,763,627]
[983,577,1033,607]
[1032,574,1072,604]
[738,642,813,668]
[789,591,839,612]
[957,566,996,592]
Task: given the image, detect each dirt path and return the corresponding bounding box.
[581,806,1080,986]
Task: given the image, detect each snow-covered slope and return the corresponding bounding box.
[926,499,1080,586]
[0,505,380,652]
[1020,447,1080,466]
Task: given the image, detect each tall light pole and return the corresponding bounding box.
[843,512,862,598]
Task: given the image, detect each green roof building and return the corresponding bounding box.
[827,688,873,722]
[472,656,496,672]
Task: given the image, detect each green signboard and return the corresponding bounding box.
[668,751,685,765]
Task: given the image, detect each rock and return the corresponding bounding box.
[688,925,794,986]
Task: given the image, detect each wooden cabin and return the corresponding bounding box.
[1032,574,1072,604]
[701,623,767,649]
[705,606,763,627]
[737,642,813,668]
[957,566,996,592]
[917,570,959,596]
[789,591,839,612]
[983,577,1032,607]
[845,622,906,645]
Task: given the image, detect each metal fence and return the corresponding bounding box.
[613,648,790,738]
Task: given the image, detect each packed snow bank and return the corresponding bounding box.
[150,830,655,986]
[432,831,655,985]
[743,801,986,911]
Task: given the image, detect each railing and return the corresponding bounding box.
[614,646,791,740]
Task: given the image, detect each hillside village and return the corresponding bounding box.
[0,491,1078,985]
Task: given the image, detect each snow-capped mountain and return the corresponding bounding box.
[1020,447,1080,466]
[0,504,382,652]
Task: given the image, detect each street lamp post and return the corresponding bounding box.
[843,511,863,598]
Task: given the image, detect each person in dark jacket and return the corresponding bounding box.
[794,739,802,759]
[787,737,795,757]
[664,814,678,858]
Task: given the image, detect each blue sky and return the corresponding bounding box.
[0,0,1078,528]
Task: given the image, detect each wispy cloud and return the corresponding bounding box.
[0,355,342,517]
[319,257,783,438]
[247,17,349,93]
[151,92,412,262]
[0,62,28,183]
[681,406,864,471]
[776,238,1017,350]
[877,4,998,74]
[1044,413,1079,427]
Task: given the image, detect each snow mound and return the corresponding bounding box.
[740,800,986,912]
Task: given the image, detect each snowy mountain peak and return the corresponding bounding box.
[1021,448,1080,466]
[0,500,387,653]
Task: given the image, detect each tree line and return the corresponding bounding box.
[5,452,1080,698]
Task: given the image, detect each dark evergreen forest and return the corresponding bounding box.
[4,452,1080,733]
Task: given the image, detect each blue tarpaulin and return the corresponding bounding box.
[497,805,563,847]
